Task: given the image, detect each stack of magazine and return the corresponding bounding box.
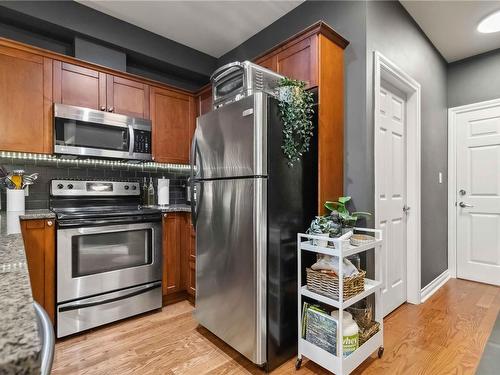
[302,302,337,355]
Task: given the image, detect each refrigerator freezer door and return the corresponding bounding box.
[193,93,267,179]
[194,177,267,365]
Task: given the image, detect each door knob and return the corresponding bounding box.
[459,189,466,196]
[459,202,474,208]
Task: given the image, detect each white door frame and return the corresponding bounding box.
[447,97,500,279]
[374,51,422,305]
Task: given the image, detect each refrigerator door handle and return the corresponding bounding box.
[190,126,198,180]
[190,127,201,228]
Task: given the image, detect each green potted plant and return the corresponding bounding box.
[276,77,314,167]
[324,196,371,232]
[307,215,341,247]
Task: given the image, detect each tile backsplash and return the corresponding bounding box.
[0,156,189,210]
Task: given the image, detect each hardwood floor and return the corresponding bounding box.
[52,279,500,374]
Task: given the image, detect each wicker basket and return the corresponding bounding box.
[359,321,380,345]
[306,268,366,300]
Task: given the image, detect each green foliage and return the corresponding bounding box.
[307,215,341,236]
[324,196,371,227]
[277,77,314,167]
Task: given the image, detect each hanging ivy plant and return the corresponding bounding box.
[277,77,315,167]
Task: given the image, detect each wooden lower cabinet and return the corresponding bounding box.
[162,212,195,306]
[187,221,196,300]
[20,218,56,324]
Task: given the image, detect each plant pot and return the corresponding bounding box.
[311,232,330,247]
[342,227,354,235]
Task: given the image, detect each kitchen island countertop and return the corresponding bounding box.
[0,209,55,375]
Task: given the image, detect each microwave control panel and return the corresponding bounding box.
[133,130,151,154]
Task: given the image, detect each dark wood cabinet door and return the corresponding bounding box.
[20,219,56,324]
[151,87,195,164]
[53,61,106,110]
[0,46,52,154]
[276,36,318,88]
[197,85,212,117]
[107,75,150,119]
[162,213,181,297]
[187,221,196,298]
[255,54,278,72]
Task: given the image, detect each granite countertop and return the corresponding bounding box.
[0,209,55,375]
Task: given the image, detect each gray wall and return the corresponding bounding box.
[220,0,449,288]
[0,0,217,90]
[448,48,500,108]
[366,1,448,287]
[219,0,370,219]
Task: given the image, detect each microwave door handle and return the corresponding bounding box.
[128,125,134,156]
[58,282,161,312]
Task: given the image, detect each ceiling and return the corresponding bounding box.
[401,1,500,63]
[76,1,303,58]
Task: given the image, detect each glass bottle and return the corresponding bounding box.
[147,177,155,206]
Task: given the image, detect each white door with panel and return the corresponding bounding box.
[376,83,408,316]
[456,105,500,286]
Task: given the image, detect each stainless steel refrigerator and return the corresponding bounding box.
[190,91,317,371]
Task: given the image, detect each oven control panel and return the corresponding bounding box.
[50,180,140,196]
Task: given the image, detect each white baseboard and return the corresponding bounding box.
[420,270,450,303]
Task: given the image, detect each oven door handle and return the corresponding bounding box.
[128,124,135,156]
[58,282,161,312]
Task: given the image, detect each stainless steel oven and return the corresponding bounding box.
[57,221,161,303]
[54,103,152,161]
[51,179,162,337]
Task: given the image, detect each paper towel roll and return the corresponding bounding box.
[157,178,170,206]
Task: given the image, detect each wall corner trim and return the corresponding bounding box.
[420,270,450,303]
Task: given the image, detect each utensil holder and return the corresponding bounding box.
[7,189,25,211]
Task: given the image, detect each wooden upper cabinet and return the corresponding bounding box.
[0,45,52,154]
[151,87,195,164]
[107,75,150,119]
[276,36,318,88]
[53,61,106,110]
[255,54,277,73]
[20,218,56,324]
[54,61,150,119]
[252,21,349,214]
[255,36,318,88]
[196,85,212,117]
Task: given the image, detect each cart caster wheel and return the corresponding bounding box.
[378,346,384,358]
[295,358,302,370]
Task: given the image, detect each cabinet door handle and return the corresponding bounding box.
[163,213,168,218]
[100,106,106,111]
[47,220,53,227]
[108,107,114,112]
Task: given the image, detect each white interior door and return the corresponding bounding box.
[456,105,500,286]
[376,82,408,316]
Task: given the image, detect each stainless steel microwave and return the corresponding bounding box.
[54,104,152,161]
[211,61,282,109]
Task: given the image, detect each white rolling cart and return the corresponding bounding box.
[296,228,384,374]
